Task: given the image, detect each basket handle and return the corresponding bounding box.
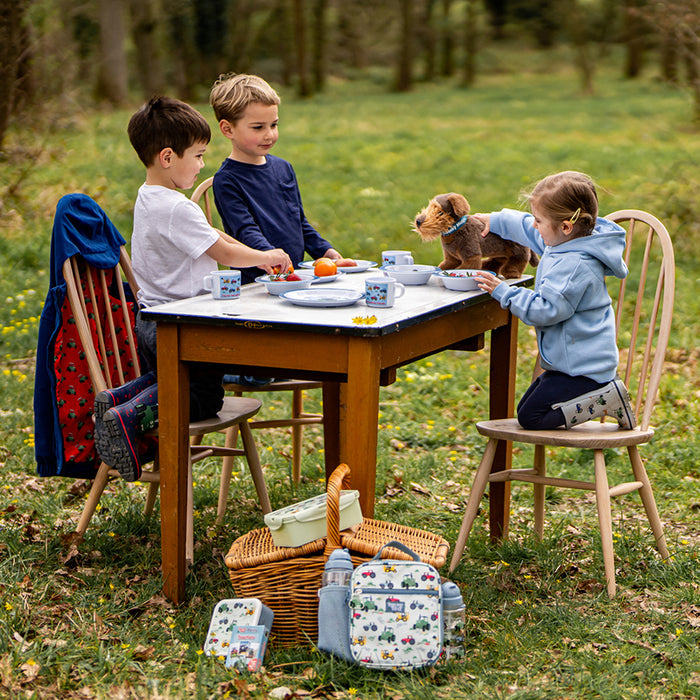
[324,463,351,556]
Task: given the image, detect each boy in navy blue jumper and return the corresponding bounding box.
[210,73,344,285]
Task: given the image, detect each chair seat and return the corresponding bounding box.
[189,397,263,435]
[221,379,323,393]
[476,418,654,448]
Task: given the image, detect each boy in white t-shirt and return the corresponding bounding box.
[94,96,290,481]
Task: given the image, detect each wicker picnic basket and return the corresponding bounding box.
[225,463,449,648]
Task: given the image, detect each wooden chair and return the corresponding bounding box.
[64,248,271,560]
[191,176,323,488]
[449,210,675,596]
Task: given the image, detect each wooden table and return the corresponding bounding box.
[142,270,529,603]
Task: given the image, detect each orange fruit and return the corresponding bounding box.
[313,258,337,276]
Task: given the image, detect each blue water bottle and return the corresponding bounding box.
[322,548,353,586]
[441,581,466,660]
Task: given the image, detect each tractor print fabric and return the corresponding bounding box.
[348,559,442,669]
[204,599,268,659]
[53,268,139,472]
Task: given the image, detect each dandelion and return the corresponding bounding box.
[122,643,131,650]
[5,602,12,611]
[108,532,116,537]
[348,689,358,696]
[675,628,683,637]
[196,649,204,656]
[515,599,523,605]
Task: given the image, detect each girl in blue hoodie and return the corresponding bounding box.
[473,171,636,430]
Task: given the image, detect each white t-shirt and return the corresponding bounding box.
[131,184,219,308]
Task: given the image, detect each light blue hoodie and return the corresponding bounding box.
[489,209,628,383]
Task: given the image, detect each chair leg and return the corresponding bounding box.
[144,481,160,518]
[186,458,194,564]
[532,444,546,540]
[449,438,499,573]
[593,449,616,597]
[291,389,303,484]
[239,421,271,514]
[628,445,669,560]
[76,461,112,534]
[216,425,240,525]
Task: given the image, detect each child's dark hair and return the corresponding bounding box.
[127,96,211,167]
[525,171,599,237]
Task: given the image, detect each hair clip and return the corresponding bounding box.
[570,208,581,224]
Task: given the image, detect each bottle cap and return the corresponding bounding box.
[325,548,353,572]
[441,581,464,608]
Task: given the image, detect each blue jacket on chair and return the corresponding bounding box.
[34,194,128,478]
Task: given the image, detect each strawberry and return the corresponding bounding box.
[285,273,302,281]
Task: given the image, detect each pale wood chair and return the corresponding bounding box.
[64,248,271,560]
[191,175,323,489]
[449,210,675,596]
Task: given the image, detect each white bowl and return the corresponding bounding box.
[437,269,488,291]
[381,264,439,285]
[255,274,313,296]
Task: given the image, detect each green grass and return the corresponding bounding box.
[1,54,699,698]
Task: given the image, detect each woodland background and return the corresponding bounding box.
[1,0,699,154]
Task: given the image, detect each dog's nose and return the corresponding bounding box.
[415,215,425,227]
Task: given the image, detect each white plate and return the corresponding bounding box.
[299,259,377,273]
[295,269,344,284]
[280,288,365,307]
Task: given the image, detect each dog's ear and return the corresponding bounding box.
[435,193,470,220]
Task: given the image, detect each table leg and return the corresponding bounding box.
[156,324,191,604]
[321,381,341,480]
[488,313,518,539]
[339,338,381,516]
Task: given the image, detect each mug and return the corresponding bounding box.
[382,250,414,266]
[365,276,406,308]
[204,269,241,299]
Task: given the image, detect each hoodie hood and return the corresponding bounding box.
[552,217,628,279]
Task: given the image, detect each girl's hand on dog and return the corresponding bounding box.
[474,270,501,294]
[472,213,491,237]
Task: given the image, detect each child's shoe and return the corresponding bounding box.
[552,378,636,430]
[101,384,159,481]
[93,371,157,463]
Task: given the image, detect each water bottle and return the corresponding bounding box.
[441,581,466,660]
[322,548,353,586]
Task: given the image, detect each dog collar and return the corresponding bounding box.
[442,215,469,237]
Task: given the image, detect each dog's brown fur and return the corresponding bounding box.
[414,193,539,277]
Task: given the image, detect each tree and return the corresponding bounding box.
[461,0,478,87]
[96,0,129,105]
[129,0,165,99]
[395,0,414,91]
[0,0,28,149]
[311,0,328,91]
[291,0,312,97]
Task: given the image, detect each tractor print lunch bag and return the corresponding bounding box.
[348,541,443,669]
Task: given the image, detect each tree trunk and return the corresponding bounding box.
[461,0,477,87]
[130,0,165,99]
[421,0,437,81]
[0,0,27,148]
[167,0,198,101]
[96,0,129,105]
[311,0,327,92]
[291,0,312,97]
[439,0,453,77]
[395,0,413,92]
[623,0,644,78]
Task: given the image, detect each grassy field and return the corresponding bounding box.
[1,49,700,699]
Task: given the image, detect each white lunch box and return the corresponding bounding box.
[264,490,363,547]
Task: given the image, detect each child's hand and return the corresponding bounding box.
[474,271,501,295]
[323,248,342,261]
[472,214,490,237]
[262,249,292,275]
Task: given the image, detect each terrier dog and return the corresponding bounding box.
[414,193,539,277]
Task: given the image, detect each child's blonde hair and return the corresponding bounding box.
[210,73,280,123]
[525,171,599,237]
